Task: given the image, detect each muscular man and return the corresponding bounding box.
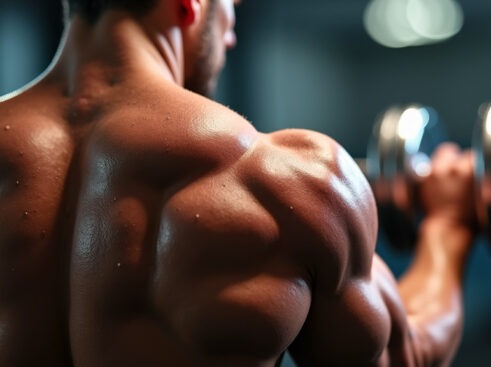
[0,0,477,366]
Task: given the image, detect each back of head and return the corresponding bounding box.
[63,0,158,23]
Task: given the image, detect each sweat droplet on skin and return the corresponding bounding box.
[4,125,10,131]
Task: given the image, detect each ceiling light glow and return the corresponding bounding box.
[363,0,464,48]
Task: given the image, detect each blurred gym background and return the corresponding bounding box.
[1,0,490,365]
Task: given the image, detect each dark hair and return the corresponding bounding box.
[64,0,157,23]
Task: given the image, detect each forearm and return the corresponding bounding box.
[398,217,474,365]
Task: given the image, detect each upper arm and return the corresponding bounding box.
[289,253,419,367]
[289,276,391,366]
[246,130,414,366]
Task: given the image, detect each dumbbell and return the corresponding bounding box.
[362,102,491,250]
[356,103,447,249]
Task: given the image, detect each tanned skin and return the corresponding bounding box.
[0,0,477,366]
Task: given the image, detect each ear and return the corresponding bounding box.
[180,0,202,26]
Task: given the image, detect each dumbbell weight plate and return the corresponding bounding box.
[366,104,445,249]
[473,103,491,239]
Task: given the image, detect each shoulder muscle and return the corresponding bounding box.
[238,129,378,280]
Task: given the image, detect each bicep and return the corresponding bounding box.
[288,273,391,366]
[289,254,418,367]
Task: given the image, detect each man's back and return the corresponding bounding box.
[0,84,74,366]
[67,78,316,366]
[0,58,363,365]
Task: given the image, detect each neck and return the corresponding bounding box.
[47,10,184,94]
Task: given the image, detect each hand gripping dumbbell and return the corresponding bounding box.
[361,102,491,250]
[355,104,447,249]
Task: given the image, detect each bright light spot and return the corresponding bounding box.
[485,106,491,136]
[397,107,429,140]
[410,152,432,177]
[407,0,463,41]
[398,107,429,155]
[380,110,399,140]
[363,0,464,48]
[364,0,422,48]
